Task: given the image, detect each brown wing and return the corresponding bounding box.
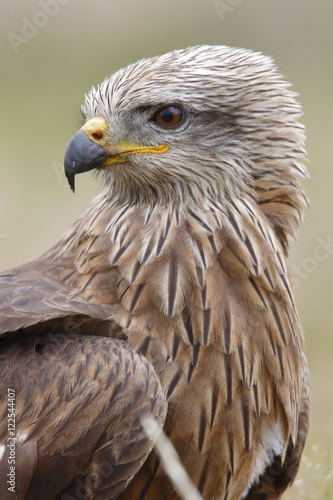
[0,333,167,500]
[0,259,114,336]
[0,195,118,336]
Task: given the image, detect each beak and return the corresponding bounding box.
[64,116,168,192]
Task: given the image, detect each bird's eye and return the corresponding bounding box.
[155,106,183,128]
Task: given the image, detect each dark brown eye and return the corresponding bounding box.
[155,106,183,128]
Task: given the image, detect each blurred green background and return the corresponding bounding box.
[0,0,332,497]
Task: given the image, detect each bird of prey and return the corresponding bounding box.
[0,45,310,500]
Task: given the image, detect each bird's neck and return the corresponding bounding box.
[63,190,286,279]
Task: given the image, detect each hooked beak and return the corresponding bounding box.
[64,116,168,192]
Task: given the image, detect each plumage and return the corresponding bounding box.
[0,45,309,499]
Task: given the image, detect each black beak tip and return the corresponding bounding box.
[66,171,76,193]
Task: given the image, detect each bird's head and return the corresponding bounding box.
[65,45,308,227]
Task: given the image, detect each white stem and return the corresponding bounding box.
[141,414,203,500]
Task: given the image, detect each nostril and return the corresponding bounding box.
[91,131,104,141]
[82,117,108,142]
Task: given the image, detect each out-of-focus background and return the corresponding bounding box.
[0,0,332,497]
